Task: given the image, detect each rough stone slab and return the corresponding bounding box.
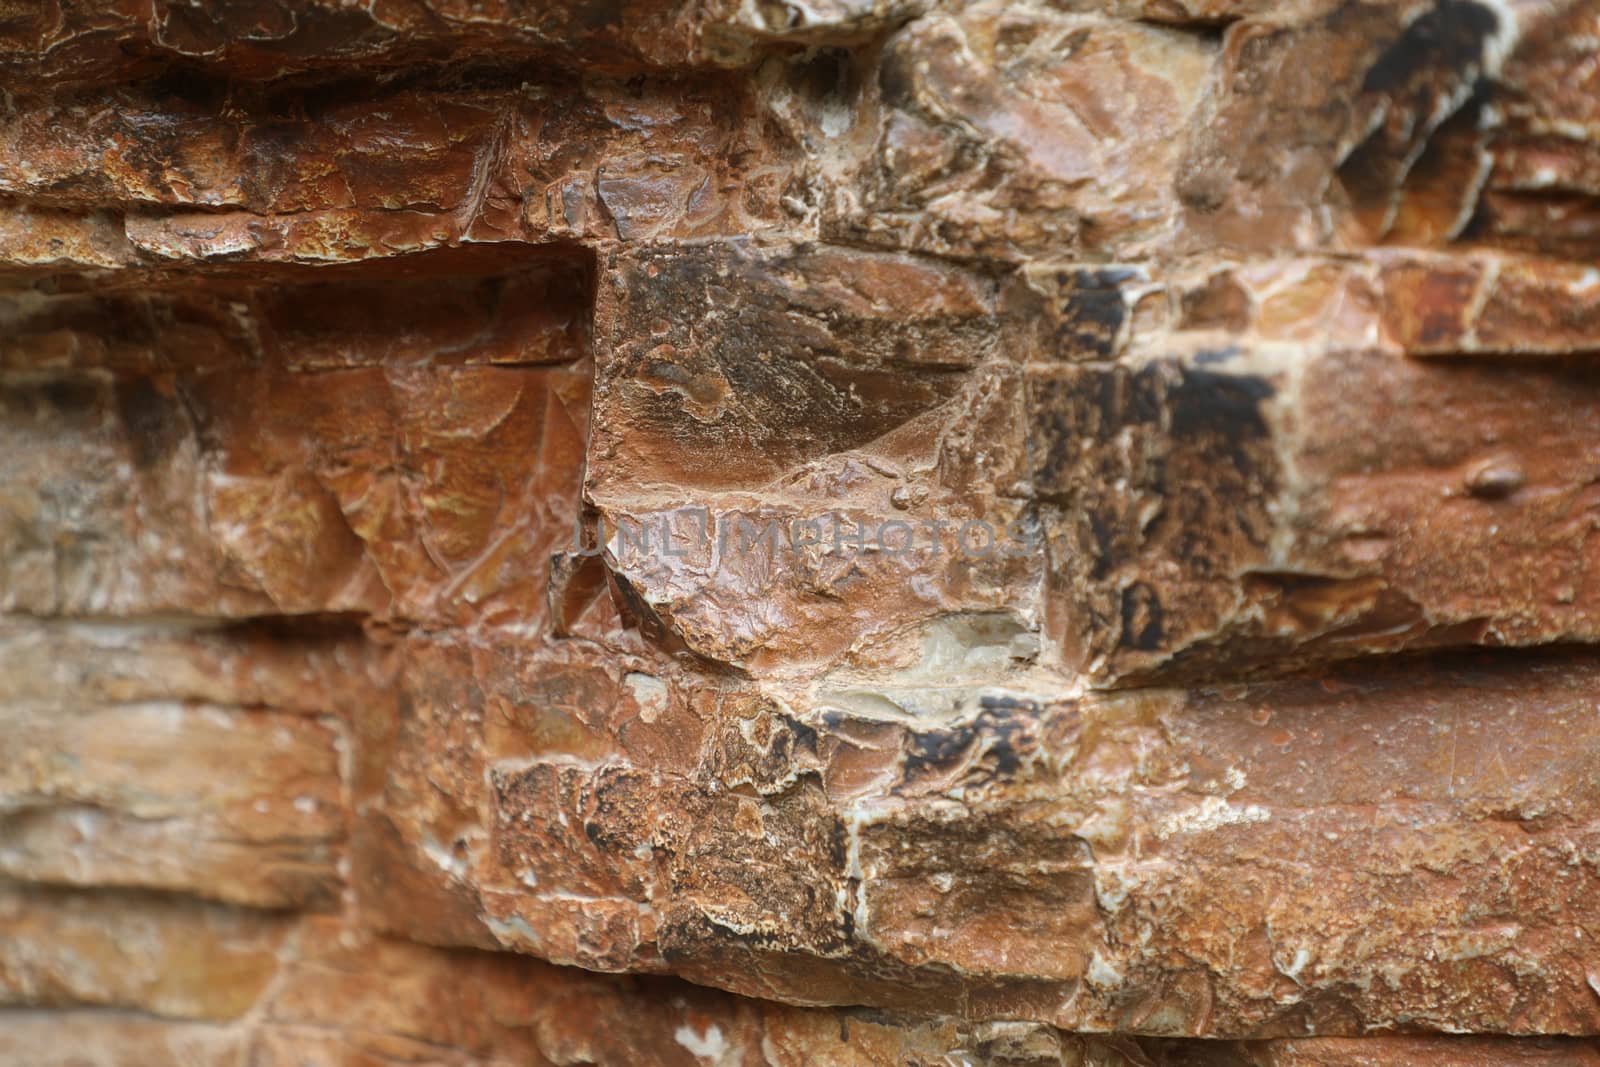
[9,916,1593,1064]
[590,239,1003,490]
[0,248,592,375]
[1006,250,1600,364]
[1028,324,1600,684]
[0,0,872,85]
[0,615,390,715]
[0,664,344,907]
[2,1014,1597,1066]
[0,886,291,1020]
[0,358,589,623]
[1187,1037,1600,1066]
[586,238,1039,675]
[0,1013,250,1067]
[0,617,388,907]
[6,0,1600,1056]
[1171,0,1600,257]
[0,72,791,260]
[359,620,1600,1035]
[590,240,1600,685]
[820,2,1217,262]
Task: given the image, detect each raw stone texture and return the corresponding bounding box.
[2,0,1600,1063]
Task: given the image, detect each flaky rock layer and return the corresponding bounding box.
[2,0,1599,1062]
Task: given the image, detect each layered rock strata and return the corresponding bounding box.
[3,0,1600,1062]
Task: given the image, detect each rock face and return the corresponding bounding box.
[3,0,1600,1063]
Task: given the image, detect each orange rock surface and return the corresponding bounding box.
[3,0,1600,1063]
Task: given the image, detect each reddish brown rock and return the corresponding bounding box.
[347,610,1600,1033]
[0,615,384,907]
[6,0,1600,1062]
[825,2,1217,260]
[1032,345,1600,683]
[0,886,291,1019]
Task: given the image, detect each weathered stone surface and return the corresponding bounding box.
[1029,296,1600,682]
[362,638,1600,1034]
[0,0,801,84]
[0,615,382,907]
[0,886,291,1019]
[587,237,1039,675]
[5,907,1598,1065]
[0,352,589,622]
[825,2,1218,260]
[6,0,1600,1061]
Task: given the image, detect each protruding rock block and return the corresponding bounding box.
[6,0,1600,1060]
[1026,256,1600,683]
